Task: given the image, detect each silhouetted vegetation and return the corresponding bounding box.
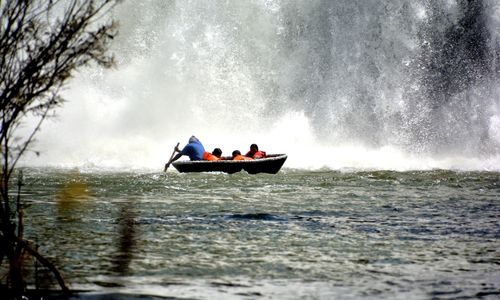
[0,0,119,297]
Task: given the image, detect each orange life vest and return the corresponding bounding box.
[202,151,220,161]
[245,150,266,159]
[233,155,253,161]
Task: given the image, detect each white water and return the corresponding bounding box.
[22,0,500,171]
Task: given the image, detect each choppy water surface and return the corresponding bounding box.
[20,168,499,299]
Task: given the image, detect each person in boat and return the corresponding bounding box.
[203,148,222,161]
[165,136,205,169]
[245,144,266,159]
[232,150,253,161]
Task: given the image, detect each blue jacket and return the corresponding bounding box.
[181,136,205,161]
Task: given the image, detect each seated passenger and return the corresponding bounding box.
[232,150,253,161]
[203,148,222,161]
[245,144,266,159]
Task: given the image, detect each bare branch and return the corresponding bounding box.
[0,0,120,293]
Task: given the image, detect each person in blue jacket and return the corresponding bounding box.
[165,136,205,169]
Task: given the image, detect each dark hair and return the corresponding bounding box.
[232,150,241,157]
[212,148,222,157]
[250,144,258,151]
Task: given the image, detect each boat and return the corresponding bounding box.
[172,154,287,174]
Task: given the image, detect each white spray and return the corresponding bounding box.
[23,0,500,171]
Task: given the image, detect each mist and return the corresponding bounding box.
[22,0,500,171]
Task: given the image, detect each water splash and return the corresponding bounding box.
[23,0,500,171]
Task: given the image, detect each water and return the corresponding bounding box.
[19,167,500,299]
[12,1,500,298]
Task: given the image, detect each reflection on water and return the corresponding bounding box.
[19,168,500,299]
[111,201,136,276]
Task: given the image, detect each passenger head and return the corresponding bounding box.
[250,144,258,151]
[212,148,222,158]
[232,150,241,158]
